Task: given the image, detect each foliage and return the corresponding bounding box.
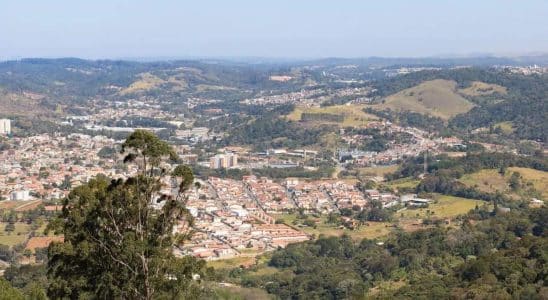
[46,130,207,299]
[246,206,548,299]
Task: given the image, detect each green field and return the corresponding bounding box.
[358,165,399,178]
[279,213,391,240]
[459,167,548,199]
[399,195,488,219]
[494,121,514,134]
[375,79,475,120]
[213,285,275,300]
[286,104,379,127]
[0,222,31,246]
[458,81,507,97]
[207,256,257,270]
[384,177,421,190]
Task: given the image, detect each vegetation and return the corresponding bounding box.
[45,131,208,299]
[286,104,378,127]
[376,79,475,120]
[240,206,548,299]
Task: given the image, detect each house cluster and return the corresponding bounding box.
[0,133,133,202]
[239,86,373,107]
[181,177,308,260]
[339,122,462,166]
[243,175,293,213]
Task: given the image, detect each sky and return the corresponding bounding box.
[1,0,548,59]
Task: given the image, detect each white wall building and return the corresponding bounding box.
[10,190,31,201]
[0,119,11,135]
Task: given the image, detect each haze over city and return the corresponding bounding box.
[2,0,548,59]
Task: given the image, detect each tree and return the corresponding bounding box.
[47,130,207,299]
[0,278,24,300]
[508,171,521,191]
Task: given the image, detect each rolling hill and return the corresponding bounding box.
[378,79,475,120]
[0,88,50,116]
[459,167,548,200]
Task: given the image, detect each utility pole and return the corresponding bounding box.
[423,150,428,176]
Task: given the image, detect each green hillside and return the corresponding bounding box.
[378,79,475,120]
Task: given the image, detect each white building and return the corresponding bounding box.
[10,190,31,201]
[0,119,11,135]
[209,153,238,169]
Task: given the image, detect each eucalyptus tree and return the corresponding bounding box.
[47,130,206,299]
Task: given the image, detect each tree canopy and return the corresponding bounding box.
[46,130,206,299]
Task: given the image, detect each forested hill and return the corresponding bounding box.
[369,68,548,142]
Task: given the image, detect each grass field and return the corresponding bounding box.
[459,167,548,199]
[358,165,399,178]
[286,104,379,127]
[458,81,507,97]
[384,177,421,190]
[279,213,391,240]
[119,73,165,95]
[207,256,256,269]
[494,121,514,134]
[195,84,236,92]
[0,222,31,246]
[399,195,488,219]
[376,79,475,120]
[213,285,275,300]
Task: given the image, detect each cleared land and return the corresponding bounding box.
[376,79,475,120]
[0,223,31,246]
[119,73,165,95]
[0,88,49,116]
[458,81,507,97]
[399,195,487,219]
[207,256,257,269]
[279,213,392,240]
[214,285,275,300]
[494,121,515,134]
[120,72,188,95]
[459,167,548,200]
[384,177,421,191]
[286,104,379,127]
[358,165,399,178]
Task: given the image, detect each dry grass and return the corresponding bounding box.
[195,84,236,92]
[358,165,398,177]
[0,88,48,116]
[0,223,31,246]
[377,79,475,120]
[279,214,391,240]
[399,195,487,219]
[214,285,276,300]
[460,169,508,194]
[384,177,421,190]
[494,121,514,134]
[510,167,548,199]
[25,236,63,252]
[286,104,379,127]
[458,81,507,96]
[207,256,256,269]
[459,167,548,199]
[119,73,165,95]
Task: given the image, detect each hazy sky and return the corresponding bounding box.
[1,0,548,59]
